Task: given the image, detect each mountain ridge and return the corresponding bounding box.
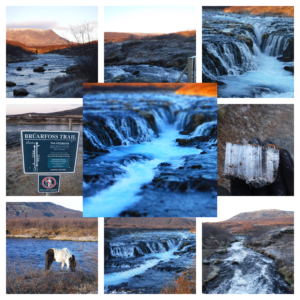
[226,209,294,222]
[6,28,69,46]
[6,202,82,219]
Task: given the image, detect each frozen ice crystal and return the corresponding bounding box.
[223,142,280,188]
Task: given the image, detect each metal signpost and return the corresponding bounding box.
[21,130,80,174]
[21,122,79,195]
[38,175,61,193]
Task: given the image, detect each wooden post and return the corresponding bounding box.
[176,64,188,83]
[187,57,193,83]
[69,118,73,130]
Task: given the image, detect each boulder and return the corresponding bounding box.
[29,82,35,85]
[203,260,210,265]
[13,88,29,96]
[284,66,294,74]
[16,66,22,71]
[42,64,48,66]
[213,259,224,265]
[33,67,45,72]
[216,248,228,254]
[232,261,239,265]
[6,81,16,87]
[132,70,140,75]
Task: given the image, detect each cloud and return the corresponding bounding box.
[6,21,69,31]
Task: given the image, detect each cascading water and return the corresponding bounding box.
[83,92,217,217]
[202,11,294,98]
[105,230,196,294]
[204,237,292,294]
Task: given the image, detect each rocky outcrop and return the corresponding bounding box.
[105,36,195,69]
[278,40,294,62]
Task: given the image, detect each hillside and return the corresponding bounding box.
[7,106,83,117]
[6,202,82,219]
[227,209,294,222]
[6,28,69,46]
[105,217,196,229]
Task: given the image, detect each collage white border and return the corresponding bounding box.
[1,0,298,298]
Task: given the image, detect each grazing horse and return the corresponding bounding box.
[45,248,76,272]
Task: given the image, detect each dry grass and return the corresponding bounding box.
[7,218,97,231]
[7,248,98,294]
[161,258,196,294]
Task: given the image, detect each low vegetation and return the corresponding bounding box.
[7,218,98,239]
[161,258,196,294]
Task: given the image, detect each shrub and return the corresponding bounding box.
[161,257,196,294]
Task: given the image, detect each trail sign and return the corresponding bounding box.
[38,175,61,193]
[21,131,80,174]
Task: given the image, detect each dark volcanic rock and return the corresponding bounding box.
[284,66,294,74]
[33,67,45,72]
[13,88,29,96]
[6,81,16,87]
[16,66,22,71]
[277,40,294,62]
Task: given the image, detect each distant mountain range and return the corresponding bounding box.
[105,217,196,230]
[6,202,82,219]
[6,28,68,46]
[227,209,294,222]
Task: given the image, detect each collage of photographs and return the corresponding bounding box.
[3,1,297,298]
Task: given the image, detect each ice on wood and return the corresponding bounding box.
[223,142,280,188]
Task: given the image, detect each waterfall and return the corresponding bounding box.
[174,112,190,130]
[191,120,217,137]
[109,240,177,258]
[203,41,257,79]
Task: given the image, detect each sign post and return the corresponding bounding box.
[21,130,80,196]
[38,175,61,194]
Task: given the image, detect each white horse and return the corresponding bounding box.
[45,248,76,272]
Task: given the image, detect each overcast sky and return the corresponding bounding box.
[6,104,81,115]
[105,6,196,33]
[51,200,82,212]
[6,6,98,41]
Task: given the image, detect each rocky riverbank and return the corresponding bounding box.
[202,235,238,288]
[105,36,195,83]
[244,227,294,291]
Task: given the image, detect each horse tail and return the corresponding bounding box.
[45,249,55,270]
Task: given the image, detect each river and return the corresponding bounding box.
[202,11,294,98]
[6,54,76,97]
[105,230,195,294]
[6,238,97,274]
[204,237,291,294]
[83,92,217,217]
